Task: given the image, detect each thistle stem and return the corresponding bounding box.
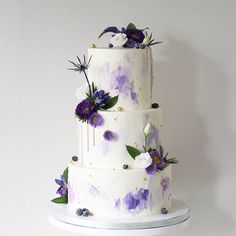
[83,71,92,96]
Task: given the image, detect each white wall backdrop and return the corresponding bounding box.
[0,0,236,235]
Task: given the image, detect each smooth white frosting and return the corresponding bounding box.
[77,108,162,169]
[68,163,172,218]
[88,48,153,111]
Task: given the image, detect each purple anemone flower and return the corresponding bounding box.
[150,149,165,169]
[145,161,158,175]
[55,175,68,197]
[103,130,114,141]
[75,99,95,121]
[126,29,145,43]
[88,112,103,127]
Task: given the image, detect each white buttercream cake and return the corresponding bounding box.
[52,23,178,219]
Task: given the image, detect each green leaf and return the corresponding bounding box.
[103,95,119,109]
[51,196,68,204]
[126,145,141,159]
[127,23,136,30]
[159,145,164,157]
[63,167,68,184]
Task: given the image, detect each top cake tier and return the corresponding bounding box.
[88,48,153,111]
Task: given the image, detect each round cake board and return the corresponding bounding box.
[48,199,190,236]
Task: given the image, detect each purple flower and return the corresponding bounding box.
[88,112,103,127]
[126,29,145,43]
[150,149,165,169]
[55,175,68,197]
[103,130,114,141]
[145,161,158,175]
[93,90,110,108]
[75,99,95,121]
[125,38,138,48]
[68,55,92,74]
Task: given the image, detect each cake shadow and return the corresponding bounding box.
[152,37,235,235]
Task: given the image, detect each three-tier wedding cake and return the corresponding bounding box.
[52,23,178,219]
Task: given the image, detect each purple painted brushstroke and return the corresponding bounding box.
[111,66,138,104]
[123,188,150,212]
[147,124,159,149]
[160,176,170,197]
[115,198,121,209]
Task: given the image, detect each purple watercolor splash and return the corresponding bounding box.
[160,176,170,197]
[123,188,150,212]
[147,124,160,149]
[89,184,101,197]
[114,198,121,209]
[111,66,138,104]
[67,182,76,203]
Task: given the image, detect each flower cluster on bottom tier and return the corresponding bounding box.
[67,163,171,218]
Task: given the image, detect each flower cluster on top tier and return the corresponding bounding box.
[126,123,178,175]
[69,55,118,127]
[51,167,68,204]
[98,23,161,49]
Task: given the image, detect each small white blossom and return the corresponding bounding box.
[111,33,128,47]
[144,122,152,137]
[76,83,88,101]
[134,152,153,169]
[142,35,151,45]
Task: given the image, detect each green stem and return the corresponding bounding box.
[83,71,92,97]
[145,136,148,151]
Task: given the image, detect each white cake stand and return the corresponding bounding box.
[48,199,190,236]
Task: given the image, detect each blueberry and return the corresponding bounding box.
[123,164,129,169]
[72,156,78,161]
[82,208,90,217]
[161,208,168,214]
[76,208,83,216]
[152,103,159,109]
[108,43,113,48]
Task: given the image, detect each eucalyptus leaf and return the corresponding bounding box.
[103,95,119,109]
[127,23,136,30]
[51,196,68,204]
[126,145,141,159]
[63,167,68,184]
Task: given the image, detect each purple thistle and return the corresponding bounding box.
[88,112,103,127]
[75,99,95,121]
[103,130,114,141]
[145,161,158,175]
[55,175,68,197]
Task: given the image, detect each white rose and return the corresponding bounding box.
[134,152,153,168]
[76,83,88,101]
[144,122,152,137]
[110,33,128,47]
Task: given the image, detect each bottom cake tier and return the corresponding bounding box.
[68,163,172,218]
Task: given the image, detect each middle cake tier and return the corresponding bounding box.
[77,108,162,169]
